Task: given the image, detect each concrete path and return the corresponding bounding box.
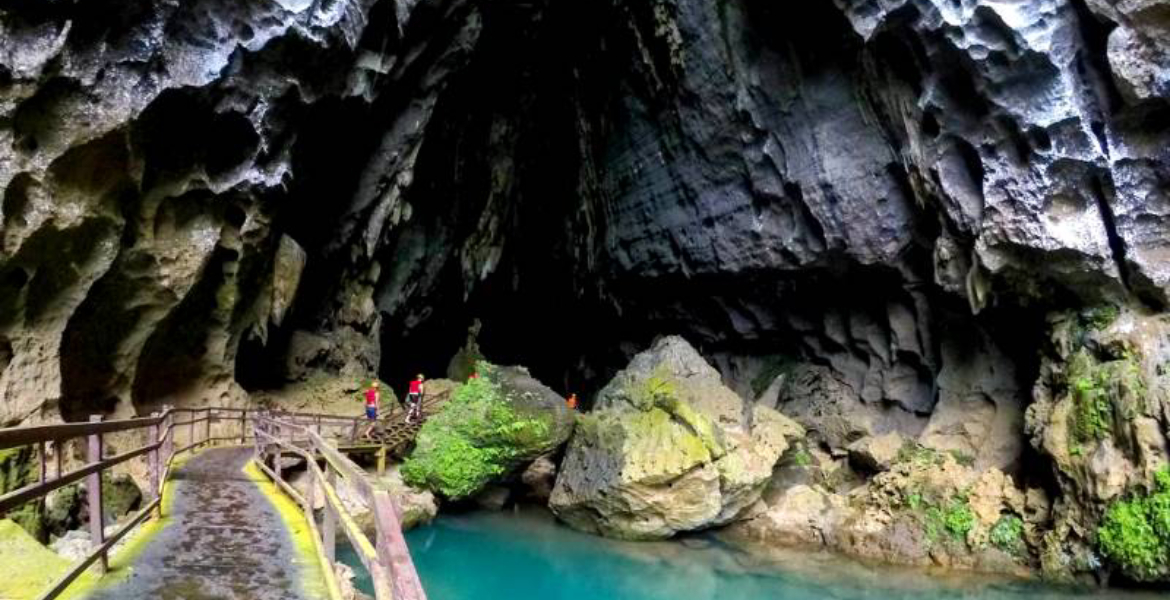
[84,447,324,600]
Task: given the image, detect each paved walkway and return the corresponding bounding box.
[85,447,324,600]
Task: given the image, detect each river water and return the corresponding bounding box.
[339,507,1158,600]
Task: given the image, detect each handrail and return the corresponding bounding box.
[0,404,257,600]
[254,412,428,600]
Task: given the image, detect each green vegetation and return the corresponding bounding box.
[990,514,1025,554]
[791,447,812,467]
[1065,349,1145,448]
[896,442,946,467]
[0,446,44,540]
[948,449,976,467]
[1082,305,1120,332]
[1097,468,1170,581]
[402,364,552,499]
[625,367,723,456]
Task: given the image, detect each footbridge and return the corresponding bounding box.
[0,397,447,600]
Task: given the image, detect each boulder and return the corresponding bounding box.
[847,432,905,474]
[549,336,804,539]
[402,363,574,499]
[473,485,511,511]
[519,455,558,501]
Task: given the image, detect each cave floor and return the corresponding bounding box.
[81,447,325,600]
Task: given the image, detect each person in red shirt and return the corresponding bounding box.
[362,381,380,439]
[406,374,425,424]
[566,393,578,410]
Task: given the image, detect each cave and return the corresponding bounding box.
[4,0,1170,589]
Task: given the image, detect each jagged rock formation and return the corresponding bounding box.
[4,0,1170,583]
[550,337,804,539]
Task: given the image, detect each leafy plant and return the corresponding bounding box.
[990,514,1025,554]
[943,501,976,539]
[1097,468,1170,581]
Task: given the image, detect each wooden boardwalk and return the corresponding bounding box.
[83,447,324,600]
[0,400,443,600]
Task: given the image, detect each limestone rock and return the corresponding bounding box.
[549,337,803,539]
[1025,308,1170,580]
[778,364,924,455]
[847,432,906,474]
[725,485,852,548]
[519,455,558,501]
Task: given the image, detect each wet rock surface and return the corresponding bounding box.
[550,337,804,539]
[85,447,321,600]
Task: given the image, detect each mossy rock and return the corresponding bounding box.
[0,519,79,598]
[0,446,44,541]
[401,363,573,499]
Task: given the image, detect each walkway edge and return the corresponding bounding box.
[245,460,343,600]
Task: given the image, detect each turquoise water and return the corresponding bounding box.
[339,507,1158,600]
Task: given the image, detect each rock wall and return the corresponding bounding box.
[3,0,1170,582]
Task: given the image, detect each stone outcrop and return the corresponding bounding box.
[725,442,1048,576]
[402,364,574,499]
[1025,307,1170,581]
[549,337,804,539]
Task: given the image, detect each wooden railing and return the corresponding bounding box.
[0,405,255,600]
[253,413,427,600]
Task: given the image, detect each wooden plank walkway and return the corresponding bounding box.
[82,447,326,600]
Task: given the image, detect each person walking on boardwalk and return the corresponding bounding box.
[362,381,380,439]
[566,393,579,410]
[407,374,426,424]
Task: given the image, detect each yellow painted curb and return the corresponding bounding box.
[243,460,341,600]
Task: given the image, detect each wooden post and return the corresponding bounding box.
[315,415,322,436]
[38,441,47,483]
[86,415,107,574]
[322,468,336,563]
[55,440,63,478]
[377,446,387,476]
[205,408,212,445]
[188,411,195,450]
[273,422,283,482]
[149,413,161,512]
[163,405,174,464]
[240,410,247,444]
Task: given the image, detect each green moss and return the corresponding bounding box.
[402,363,551,499]
[896,442,945,467]
[1097,468,1170,581]
[1082,305,1120,332]
[910,489,975,545]
[948,449,976,467]
[1066,349,1145,448]
[990,514,1025,554]
[0,446,44,541]
[624,367,723,457]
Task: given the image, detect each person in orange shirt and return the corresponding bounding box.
[566,393,578,410]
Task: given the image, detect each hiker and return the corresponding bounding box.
[469,371,479,381]
[362,381,380,439]
[566,393,578,410]
[407,374,425,423]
